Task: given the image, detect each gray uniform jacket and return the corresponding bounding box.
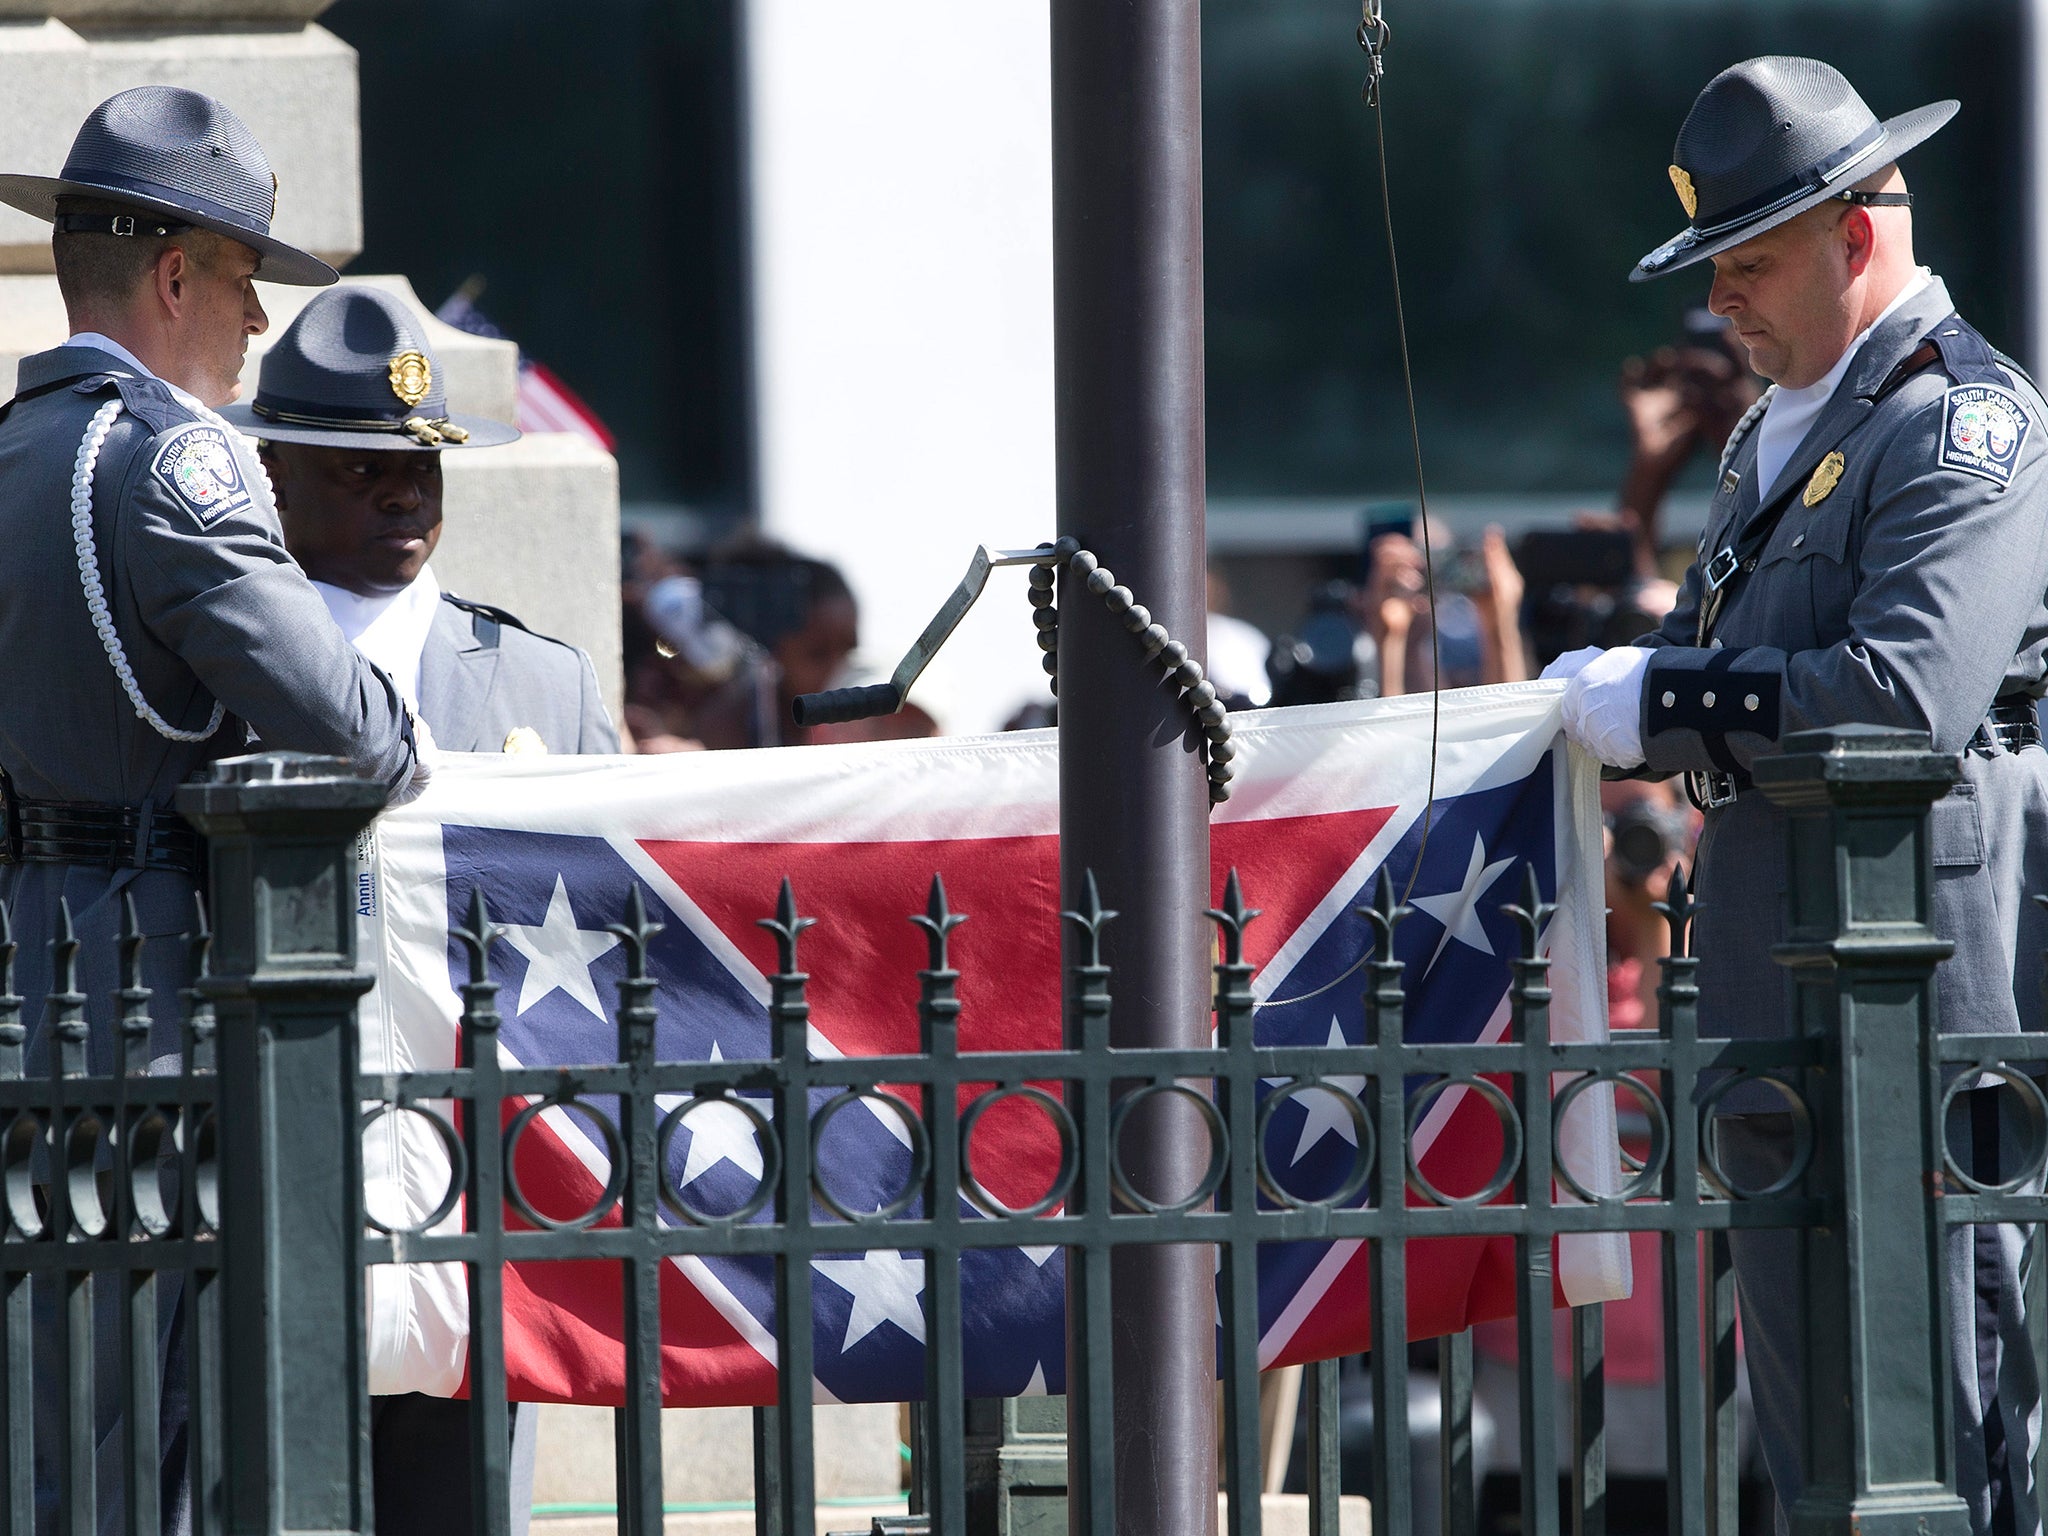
[1639,279,2048,1048]
[418,594,619,754]
[0,343,416,1065]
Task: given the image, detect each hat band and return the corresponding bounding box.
[1690,120,1888,238]
[58,166,271,242]
[251,398,467,446]
[252,394,443,429]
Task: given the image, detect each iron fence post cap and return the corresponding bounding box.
[1751,723,1958,805]
[176,750,388,832]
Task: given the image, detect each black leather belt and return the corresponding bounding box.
[1972,699,2042,755]
[0,780,204,878]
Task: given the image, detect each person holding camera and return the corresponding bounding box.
[1546,58,2048,1534]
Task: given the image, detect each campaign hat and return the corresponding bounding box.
[0,85,336,286]
[1633,57,1955,282]
[219,286,519,450]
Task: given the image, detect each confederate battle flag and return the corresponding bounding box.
[356,682,1627,1405]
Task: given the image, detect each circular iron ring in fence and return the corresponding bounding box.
[1938,1066,2048,1196]
[360,1101,470,1236]
[657,1092,781,1226]
[1109,1082,1229,1216]
[1404,1077,1521,1208]
[812,1089,931,1224]
[960,1085,1077,1220]
[1255,1077,1373,1210]
[1697,1073,1815,1201]
[1552,1072,1669,1205]
[503,1096,626,1232]
[3,1113,44,1240]
[65,1110,110,1238]
[126,1107,179,1238]
[190,1107,221,1234]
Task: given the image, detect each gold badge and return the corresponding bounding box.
[1668,164,1699,220]
[1803,451,1846,508]
[388,351,432,408]
[503,726,548,756]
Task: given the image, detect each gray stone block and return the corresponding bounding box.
[528,1402,904,1508]
[0,21,360,272]
[437,431,624,724]
[0,0,333,23]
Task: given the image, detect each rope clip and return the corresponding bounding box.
[1358,0,1390,108]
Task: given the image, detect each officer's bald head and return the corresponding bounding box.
[1706,163,1922,388]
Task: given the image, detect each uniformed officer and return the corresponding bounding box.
[221,282,617,1536]
[0,86,428,1533]
[1546,58,2048,1536]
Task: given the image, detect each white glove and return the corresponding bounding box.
[1540,645,1606,683]
[1560,647,1649,768]
[389,707,439,807]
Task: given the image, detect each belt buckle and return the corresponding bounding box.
[1704,547,1741,593]
[1687,769,1740,811]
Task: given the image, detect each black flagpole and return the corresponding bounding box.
[1051,0,1217,1531]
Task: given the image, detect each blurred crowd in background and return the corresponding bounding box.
[614,321,1764,1031]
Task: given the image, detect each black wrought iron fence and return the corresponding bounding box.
[0,726,2004,1536]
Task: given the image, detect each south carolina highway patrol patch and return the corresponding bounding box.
[1941,383,2032,488]
[150,423,252,525]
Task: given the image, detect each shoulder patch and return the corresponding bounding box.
[150,421,252,526]
[1940,383,2032,487]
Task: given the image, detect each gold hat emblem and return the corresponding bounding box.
[503,726,548,756]
[1668,164,1699,221]
[1803,451,1846,508]
[388,351,432,408]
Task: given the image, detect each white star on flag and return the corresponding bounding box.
[499,874,622,1019]
[1409,833,1515,975]
[813,1250,928,1353]
[662,1043,772,1189]
[1261,1017,1368,1166]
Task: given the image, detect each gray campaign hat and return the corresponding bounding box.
[1633,57,1956,282]
[219,286,519,450]
[0,85,336,286]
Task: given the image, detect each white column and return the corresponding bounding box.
[744,0,1055,736]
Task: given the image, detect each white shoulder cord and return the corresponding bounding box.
[1715,385,1776,483]
[70,398,228,743]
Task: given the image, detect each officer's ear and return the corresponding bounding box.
[152,242,191,318]
[1838,206,1877,280]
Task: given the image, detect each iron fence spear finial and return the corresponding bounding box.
[757,876,816,977]
[1656,861,1698,958]
[910,874,967,975]
[1206,868,1261,969]
[1059,869,1117,972]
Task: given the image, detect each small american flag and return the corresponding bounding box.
[434,286,616,452]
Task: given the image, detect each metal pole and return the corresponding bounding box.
[1050,0,1214,1531]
